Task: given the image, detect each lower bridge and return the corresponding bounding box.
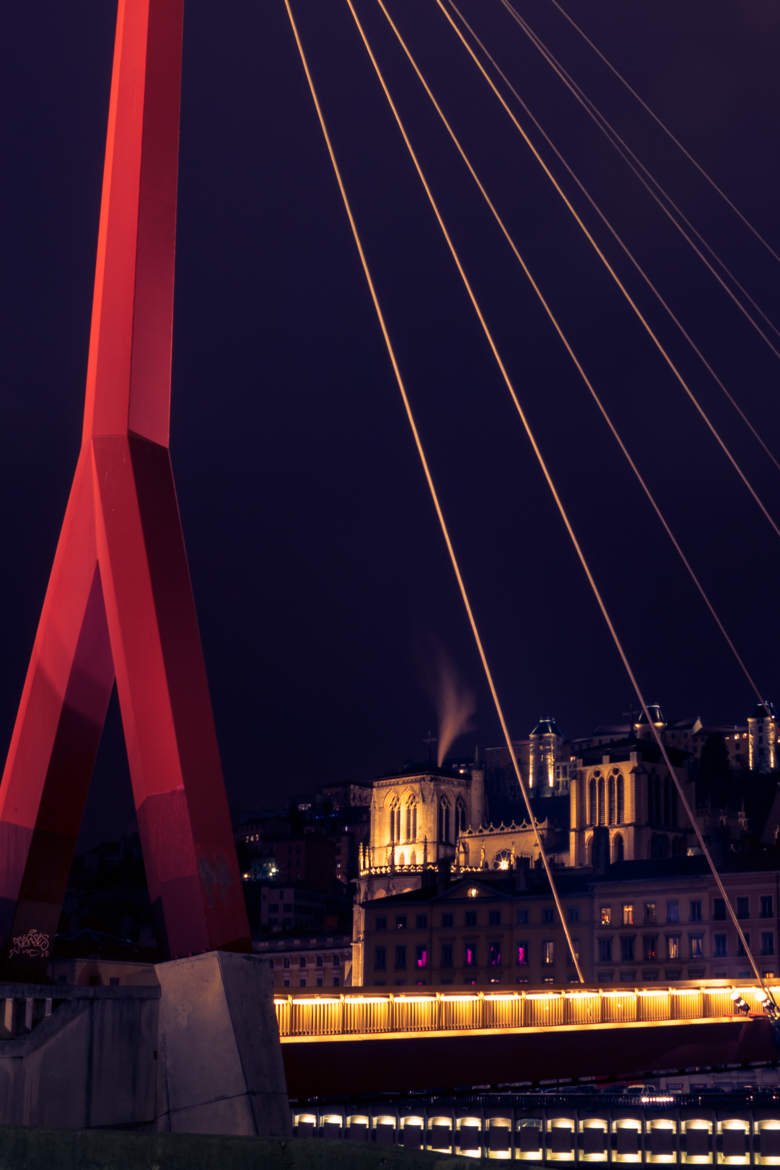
[275,983,779,1097]
[291,1090,780,1164]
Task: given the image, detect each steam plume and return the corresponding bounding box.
[430,647,476,767]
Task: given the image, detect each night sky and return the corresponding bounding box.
[1,1,778,841]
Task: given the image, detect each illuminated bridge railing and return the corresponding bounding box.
[274,982,773,1040]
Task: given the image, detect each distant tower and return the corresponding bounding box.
[528,718,562,794]
[633,704,666,740]
[748,701,777,773]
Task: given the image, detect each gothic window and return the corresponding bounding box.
[492,849,512,870]
[455,797,467,835]
[439,797,451,844]
[616,774,624,824]
[388,797,400,844]
[608,775,616,825]
[405,797,417,842]
[597,777,605,826]
[612,833,624,863]
[588,778,597,825]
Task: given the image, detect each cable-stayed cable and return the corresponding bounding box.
[547,0,780,268]
[498,0,780,357]
[433,0,780,476]
[370,0,765,706]
[436,0,780,538]
[281,0,585,982]
[334,0,772,994]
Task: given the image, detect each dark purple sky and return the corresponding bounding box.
[1,1,778,838]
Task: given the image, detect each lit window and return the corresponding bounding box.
[689,933,704,958]
[622,904,634,926]
[488,941,501,967]
[464,942,477,967]
[600,906,612,927]
[415,945,428,969]
[642,934,657,961]
[666,934,680,960]
[542,940,555,965]
[467,887,479,899]
[395,915,407,930]
[516,943,528,966]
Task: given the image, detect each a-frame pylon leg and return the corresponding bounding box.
[0,0,251,970]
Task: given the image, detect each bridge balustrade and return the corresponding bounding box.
[275,981,779,1042]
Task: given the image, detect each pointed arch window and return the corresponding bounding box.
[608,775,616,825]
[439,797,451,844]
[389,797,400,844]
[405,797,417,842]
[616,774,624,824]
[588,778,597,826]
[455,797,467,835]
[597,777,605,826]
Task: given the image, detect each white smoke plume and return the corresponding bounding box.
[429,647,476,767]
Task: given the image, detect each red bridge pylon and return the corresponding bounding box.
[0,0,251,968]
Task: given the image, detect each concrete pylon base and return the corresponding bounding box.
[154,950,290,1137]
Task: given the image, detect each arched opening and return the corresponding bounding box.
[597,777,605,826]
[439,797,451,844]
[588,778,597,825]
[612,832,624,863]
[608,775,616,825]
[388,797,400,844]
[405,797,417,842]
[616,774,624,823]
[455,797,467,835]
[492,849,512,870]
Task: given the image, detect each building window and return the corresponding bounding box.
[737,931,750,956]
[597,778,605,826]
[465,910,477,927]
[395,915,407,930]
[405,798,417,842]
[542,940,555,965]
[588,777,597,825]
[622,904,634,926]
[415,945,428,969]
[568,907,579,924]
[667,900,679,923]
[666,934,680,960]
[737,896,750,919]
[608,775,616,825]
[642,935,658,961]
[713,898,726,921]
[455,798,467,835]
[488,941,502,966]
[616,774,624,823]
[316,955,323,968]
[333,954,340,966]
[442,912,453,928]
[714,933,727,957]
[416,914,428,929]
[488,910,501,926]
[620,936,634,962]
[299,957,306,968]
[441,943,453,968]
[516,943,528,966]
[761,932,775,956]
[598,938,612,963]
[464,942,477,967]
[439,797,451,844]
[600,906,612,927]
[689,934,704,958]
[394,945,407,970]
[516,909,528,925]
[761,895,774,919]
[644,902,656,924]
[389,798,400,843]
[690,900,702,922]
[543,908,554,924]
[283,958,290,969]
